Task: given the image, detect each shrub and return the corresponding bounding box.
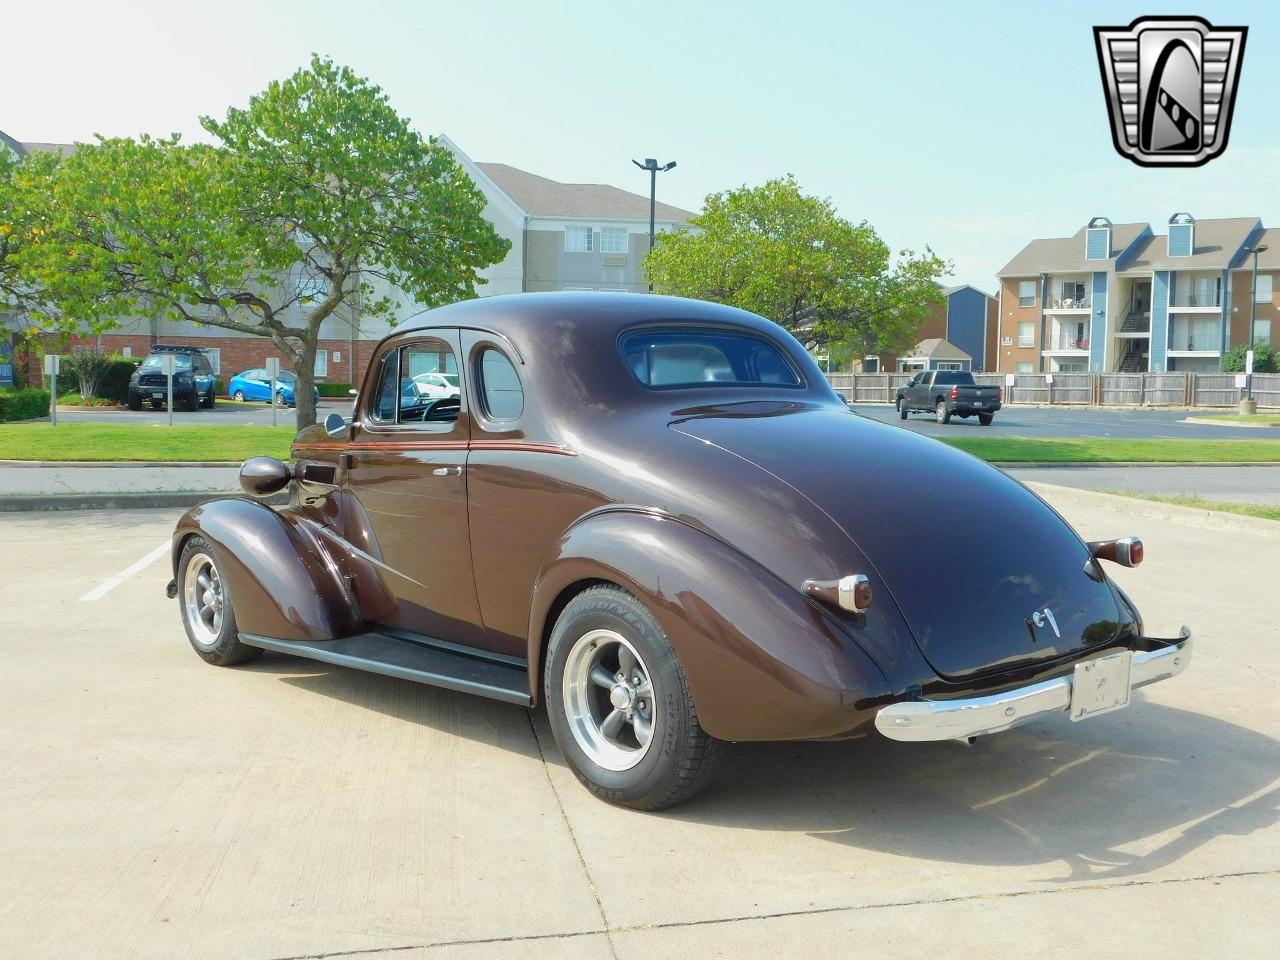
[317,381,355,397]
[0,388,51,421]
[1222,342,1277,373]
[99,356,141,403]
[61,348,114,400]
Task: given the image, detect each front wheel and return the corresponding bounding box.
[178,536,262,666]
[232,390,245,403]
[978,413,994,426]
[545,585,726,810]
[935,400,951,424]
[127,393,142,411]
[897,397,907,420]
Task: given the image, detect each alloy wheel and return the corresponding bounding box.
[562,629,656,771]
[183,552,225,649]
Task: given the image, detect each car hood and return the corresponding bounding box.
[670,401,1125,681]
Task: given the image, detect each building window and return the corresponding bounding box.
[1018,280,1037,307]
[565,226,593,252]
[562,286,593,292]
[203,348,221,375]
[1016,361,1033,373]
[1254,321,1271,345]
[1256,274,1274,304]
[314,350,328,378]
[1017,321,1035,347]
[599,227,628,255]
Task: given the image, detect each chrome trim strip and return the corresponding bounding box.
[875,628,1192,743]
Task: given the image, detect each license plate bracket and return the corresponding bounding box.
[1070,651,1133,721]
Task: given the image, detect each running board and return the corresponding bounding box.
[239,632,532,706]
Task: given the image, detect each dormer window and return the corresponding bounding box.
[1085,216,1112,260]
[1168,213,1195,257]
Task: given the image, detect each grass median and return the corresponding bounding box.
[1101,491,1280,522]
[0,423,295,462]
[1188,413,1280,427]
[940,436,1280,463]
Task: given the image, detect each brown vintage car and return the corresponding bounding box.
[166,293,1192,809]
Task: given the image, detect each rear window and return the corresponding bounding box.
[932,371,974,385]
[620,328,801,389]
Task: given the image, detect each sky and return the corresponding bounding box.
[4,0,1278,291]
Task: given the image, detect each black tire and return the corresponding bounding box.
[897,397,907,420]
[978,413,994,426]
[935,400,951,424]
[545,585,726,810]
[177,535,262,666]
[202,388,215,409]
[127,393,142,411]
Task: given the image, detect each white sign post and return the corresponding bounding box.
[265,357,280,427]
[44,354,60,426]
[159,353,176,426]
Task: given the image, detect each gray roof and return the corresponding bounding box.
[477,162,694,222]
[0,129,26,158]
[1244,228,1280,270]
[941,283,995,300]
[903,338,971,361]
[997,222,1149,276]
[20,141,77,157]
[1117,217,1261,272]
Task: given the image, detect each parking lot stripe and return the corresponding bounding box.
[77,541,171,602]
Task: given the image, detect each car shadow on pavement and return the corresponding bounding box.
[680,696,1280,883]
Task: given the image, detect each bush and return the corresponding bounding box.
[1222,342,1277,373]
[99,356,141,403]
[0,388,51,421]
[317,381,355,397]
[61,348,114,400]
[58,393,117,407]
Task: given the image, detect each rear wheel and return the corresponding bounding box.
[897,397,907,419]
[178,536,262,666]
[545,585,726,810]
[978,413,994,426]
[935,400,951,424]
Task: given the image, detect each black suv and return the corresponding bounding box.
[127,345,217,412]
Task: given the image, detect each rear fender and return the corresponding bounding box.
[528,510,892,742]
[172,497,362,642]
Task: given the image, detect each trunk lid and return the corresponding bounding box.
[672,402,1124,681]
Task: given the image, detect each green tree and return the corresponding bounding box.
[16,56,510,427]
[643,176,949,363]
[1221,342,1276,373]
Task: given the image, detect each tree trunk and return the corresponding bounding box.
[294,335,319,429]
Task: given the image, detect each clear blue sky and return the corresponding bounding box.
[6,0,1277,289]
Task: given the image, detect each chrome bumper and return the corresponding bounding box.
[875,628,1192,743]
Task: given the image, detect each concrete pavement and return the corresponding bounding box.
[1,491,1278,958]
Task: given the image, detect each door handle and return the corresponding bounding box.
[431,466,464,477]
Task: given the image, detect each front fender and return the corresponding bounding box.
[172,497,362,642]
[528,510,892,742]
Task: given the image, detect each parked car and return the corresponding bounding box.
[407,371,461,400]
[127,345,216,412]
[896,369,1002,424]
[165,293,1191,810]
[227,368,320,408]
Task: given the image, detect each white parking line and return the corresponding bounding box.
[77,541,171,602]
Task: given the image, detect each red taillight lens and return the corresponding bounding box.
[1125,538,1144,566]
[949,385,958,401]
[997,387,1003,402]
[1087,537,1144,567]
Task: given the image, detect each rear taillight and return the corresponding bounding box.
[1087,537,1144,568]
[997,387,1003,402]
[949,386,958,401]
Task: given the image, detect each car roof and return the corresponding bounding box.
[150,344,206,354]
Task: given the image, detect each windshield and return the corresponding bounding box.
[141,354,193,371]
[621,328,802,389]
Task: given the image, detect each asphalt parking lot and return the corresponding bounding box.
[854,404,1270,440]
[2,492,1278,959]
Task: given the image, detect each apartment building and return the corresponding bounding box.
[858,284,998,373]
[997,214,1277,373]
[1,129,693,383]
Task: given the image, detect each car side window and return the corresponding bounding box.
[399,340,461,429]
[478,347,523,421]
[371,349,399,422]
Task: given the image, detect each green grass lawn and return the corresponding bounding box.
[1102,490,1280,522]
[941,436,1280,463]
[0,423,295,462]
[1188,413,1280,427]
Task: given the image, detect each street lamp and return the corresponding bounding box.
[632,157,676,292]
[1244,242,1269,407]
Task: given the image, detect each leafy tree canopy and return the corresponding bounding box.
[643,176,949,360]
[13,55,510,425]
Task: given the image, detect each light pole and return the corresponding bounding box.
[632,157,676,291]
[1244,242,1269,409]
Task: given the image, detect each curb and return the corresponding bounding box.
[1024,481,1280,542]
[0,490,287,513]
[0,460,243,468]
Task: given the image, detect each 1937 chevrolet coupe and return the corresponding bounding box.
[166,293,1191,810]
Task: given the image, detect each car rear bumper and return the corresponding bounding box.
[874,627,1191,742]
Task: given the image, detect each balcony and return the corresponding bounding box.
[1044,296,1092,313]
[1167,319,1221,355]
[1042,331,1091,355]
[1170,278,1223,312]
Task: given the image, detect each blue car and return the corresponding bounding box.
[227,368,320,408]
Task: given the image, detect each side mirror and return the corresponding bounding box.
[240,456,293,497]
[324,411,349,438]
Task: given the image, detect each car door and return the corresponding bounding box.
[242,369,265,401]
[342,329,485,647]
[905,372,923,407]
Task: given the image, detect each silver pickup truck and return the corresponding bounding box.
[896,370,1002,425]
